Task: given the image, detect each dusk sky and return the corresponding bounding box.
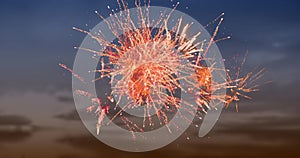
[1,0,300,157]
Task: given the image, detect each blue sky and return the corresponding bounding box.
[1,0,300,91]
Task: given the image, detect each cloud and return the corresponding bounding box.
[56,96,74,103]
[57,134,101,150]
[0,115,31,126]
[54,110,81,121]
[0,115,41,143]
[56,126,300,158]
[214,113,300,144]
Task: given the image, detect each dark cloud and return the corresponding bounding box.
[54,110,81,121]
[56,134,184,158]
[57,134,104,150]
[0,115,41,143]
[0,115,31,126]
[56,125,300,158]
[56,96,74,103]
[215,115,300,144]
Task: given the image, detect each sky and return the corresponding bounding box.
[0,0,300,157]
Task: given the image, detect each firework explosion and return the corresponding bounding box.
[60,0,264,137]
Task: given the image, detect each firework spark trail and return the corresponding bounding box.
[72,89,112,135]
[59,63,87,84]
[223,52,266,112]
[60,0,265,136]
[121,116,137,139]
